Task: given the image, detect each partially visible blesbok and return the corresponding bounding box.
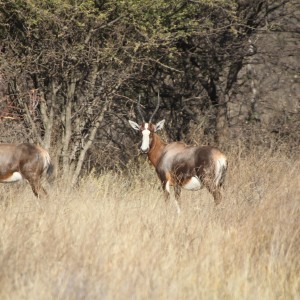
[0,143,53,198]
[129,94,227,213]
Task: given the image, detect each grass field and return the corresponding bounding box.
[0,146,299,300]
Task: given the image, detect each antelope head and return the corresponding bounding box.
[129,93,165,153]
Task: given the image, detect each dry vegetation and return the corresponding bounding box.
[0,146,299,300]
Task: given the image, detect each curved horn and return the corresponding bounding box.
[137,95,145,122]
[149,91,160,123]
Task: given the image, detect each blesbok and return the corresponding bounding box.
[129,95,227,213]
[0,143,53,198]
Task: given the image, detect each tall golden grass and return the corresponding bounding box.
[0,146,299,300]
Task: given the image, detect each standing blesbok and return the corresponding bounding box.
[129,94,227,213]
[0,143,53,198]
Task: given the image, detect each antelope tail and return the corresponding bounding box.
[46,162,54,178]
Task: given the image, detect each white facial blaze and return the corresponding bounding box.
[141,123,150,152]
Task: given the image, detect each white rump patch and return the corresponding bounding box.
[44,152,51,169]
[215,156,227,186]
[37,146,51,171]
[183,176,202,190]
[2,172,23,183]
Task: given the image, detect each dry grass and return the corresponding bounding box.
[0,147,299,300]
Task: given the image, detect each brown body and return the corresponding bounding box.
[129,120,227,213]
[147,129,227,203]
[0,143,53,197]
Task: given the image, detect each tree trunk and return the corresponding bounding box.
[215,94,229,146]
[71,98,110,185]
[62,77,76,175]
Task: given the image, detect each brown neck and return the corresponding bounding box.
[147,133,167,167]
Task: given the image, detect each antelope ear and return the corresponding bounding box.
[155,119,165,132]
[129,120,140,131]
